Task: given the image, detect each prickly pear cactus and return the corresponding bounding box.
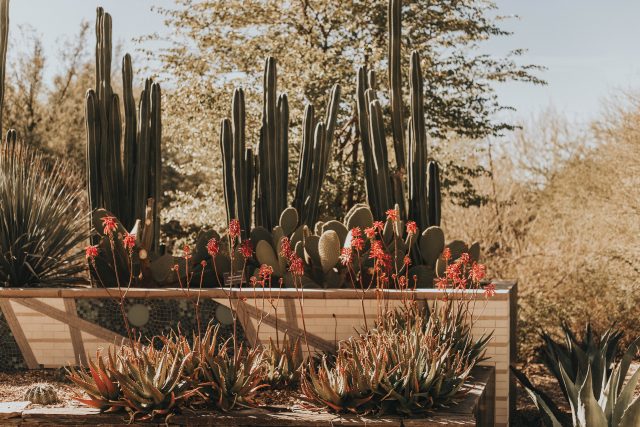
[23,383,59,405]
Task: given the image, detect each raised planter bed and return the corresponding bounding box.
[0,366,495,426]
[0,282,515,426]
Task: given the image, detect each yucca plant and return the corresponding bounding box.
[263,335,304,389]
[513,324,640,427]
[0,134,88,287]
[67,348,123,411]
[196,323,266,411]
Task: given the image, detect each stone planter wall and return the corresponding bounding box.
[0,280,516,426]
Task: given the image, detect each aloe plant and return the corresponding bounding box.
[263,335,304,389]
[513,324,640,427]
[302,303,490,415]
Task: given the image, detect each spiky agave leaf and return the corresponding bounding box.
[0,139,88,286]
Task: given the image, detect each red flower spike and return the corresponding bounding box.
[289,255,305,276]
[206,238,219,257]
[123,233,136,250]
[442,247,451,261]
[101,216,117,235]
[406,221,418,236]
[484,283,496,298]
[385,208,399,221]
[240,239,254,258]
[229,219,241,239]
[85,245,99,260]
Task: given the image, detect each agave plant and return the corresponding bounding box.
[263,335,304,389]
[0,134,88,287]
[67,349,123,411]
[513,324,640,427]
[196,323,266,411]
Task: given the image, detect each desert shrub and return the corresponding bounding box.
[0,138,87,286]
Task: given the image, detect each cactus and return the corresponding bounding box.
[86,8,162,249]
[0,0,8,135]
[23,383,59,405]
[357,0,441,229]
[318,230,341,273]
[220,58,341,231]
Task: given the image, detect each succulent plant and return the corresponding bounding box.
[196,324,266,411]
[86,7,162,252]
[302,303,490,415]
[0,137,88,287]
[357,0,441,230]
[513,323,640,427]
[67,349,123,411]
[220,57,341,232]
[263,335,304,389]
[111,343,195,421]
[301,353,376,414]
[23,383,59,405]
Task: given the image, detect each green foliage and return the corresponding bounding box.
[301,303,491,415]
[513,323,640,427]
[0,136,87,287]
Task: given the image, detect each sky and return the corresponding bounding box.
[10,0,640,125]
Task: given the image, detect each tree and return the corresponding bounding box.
[2,22,92,168]
[147,0,544,229]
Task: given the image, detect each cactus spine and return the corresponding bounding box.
[220,57,341,230]
[85,8,162,249]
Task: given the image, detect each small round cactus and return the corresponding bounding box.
[23,383,59,405]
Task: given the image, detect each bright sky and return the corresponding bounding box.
[10,0,640,124]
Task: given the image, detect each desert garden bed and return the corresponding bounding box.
[0,366,495,426]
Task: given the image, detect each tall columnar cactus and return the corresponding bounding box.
[293,84,341,226]
[85,7,162,249]
[220,88,255,235]
[359,0,441,228]
[0,0,8,135]
[220,57,340,231]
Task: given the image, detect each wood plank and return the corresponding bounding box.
[12,298,128,347]
[63,298,87,366]
[0,284,515,301]
[0,299,39,369]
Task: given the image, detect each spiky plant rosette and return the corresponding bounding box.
[194,323,267,411]
[263,334,305,389]
[0,137,87,286]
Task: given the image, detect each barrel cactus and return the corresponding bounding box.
[23,383,59,405]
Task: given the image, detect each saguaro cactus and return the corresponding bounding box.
[220,57,340,231]
[85,8,162,249]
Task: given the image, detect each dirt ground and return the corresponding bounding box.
[0,363,568,424]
